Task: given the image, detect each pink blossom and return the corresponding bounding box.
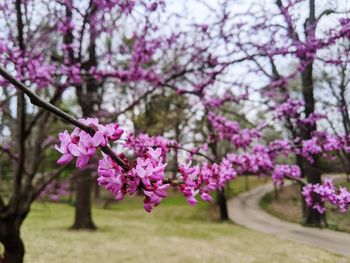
[302,178,350,213]
[275,99,304,119]
[97,147,169,212]
[272,165,301,186]
[55,118,124,168]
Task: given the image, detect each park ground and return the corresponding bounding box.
[2,177,349,263]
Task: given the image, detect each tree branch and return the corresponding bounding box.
[25,87,64,137]
[12,0,27,208]
[31,166,66,201]
[112,87,156,121]
[0,65,130,171]
[285,175,307,186]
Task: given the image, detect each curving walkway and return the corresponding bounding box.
[228,182,350,257]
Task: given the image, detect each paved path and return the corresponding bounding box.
[228,182,350,257]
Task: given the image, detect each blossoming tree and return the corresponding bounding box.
[0,0,350,263]
[212,0,350,225]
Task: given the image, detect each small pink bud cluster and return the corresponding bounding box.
[302,178,350,213]
[55,118,123,168]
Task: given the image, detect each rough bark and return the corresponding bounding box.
[300,159,326,226]
[216,189,229,221]
[300,48,325,226]
[207,117,229,221]
[94,179,101,200]
[0,2,27,261]
[0,217,25,263]
[300,69,325,225]
[298,0,326,226]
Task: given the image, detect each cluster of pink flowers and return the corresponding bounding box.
[177,162,202,206]
[298,134,349,162]
[55,118,123,168]
[204,92,248,109]
[6,50,56,89]
[226,146,273,175]
[93,0,136,12]
[60,64,82,85]
[25,56,56,89]
[125,133,176,159]
[275,100,325,127]
[97,147,169,212]
[275,99,304,119]
[208,112,260,149]
[39,180,70,201]
[272,164,301,186]
[302,178,350,213]
[54,119,350,214]
[298,113,325,126]
[177,158,237,206]
[268,140,292,157]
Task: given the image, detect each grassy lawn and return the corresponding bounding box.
[12,191,348,263]
[260,178,350,232]
[227,175,270,198]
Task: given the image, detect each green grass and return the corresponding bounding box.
[11,193,348,263]
[227,175,270,198]
[260,179,350,233]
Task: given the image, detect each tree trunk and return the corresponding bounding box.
[0,220,25,263]
[94,179,100,200]
[300,38,324,226]
[206,113,229,221]
[71,170,96,230]
[302,159,327,226]
[72,6,101,229]
[216,189,229,221]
